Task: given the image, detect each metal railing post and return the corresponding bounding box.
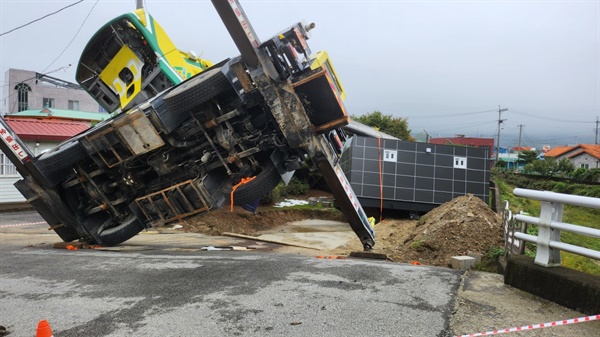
[535,201,563,267]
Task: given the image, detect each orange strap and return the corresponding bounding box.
[230,176,256,212]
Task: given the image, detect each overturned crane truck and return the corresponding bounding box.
[0,0,375,250]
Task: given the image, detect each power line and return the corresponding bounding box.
[405,109,496,119]
[510,109,592,124]
[0,0,85,37]
[422,121,497,134]
[42,0,100,74]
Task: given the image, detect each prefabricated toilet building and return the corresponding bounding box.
[340,135,490,213]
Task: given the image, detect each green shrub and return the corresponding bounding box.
[286,178,310,195]
[486,246,505,259]
[261,182,284,204]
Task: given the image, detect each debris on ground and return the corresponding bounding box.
[274,199,309,207]
[177,191,504,268]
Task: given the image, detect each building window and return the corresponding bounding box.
[43,98,55,108]
[383,150,397,162]
[581,163,589,169]
[0,153,18,176]
[454,156,467,169]
[15,83,31,112]
[68,100,79,110]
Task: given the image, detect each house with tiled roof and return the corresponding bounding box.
[1,68,110,204]
[0,117,95,205]
[544,144,600,169]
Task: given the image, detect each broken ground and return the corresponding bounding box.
[178,191,504,268]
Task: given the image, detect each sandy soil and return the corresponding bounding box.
[179,192,504,268]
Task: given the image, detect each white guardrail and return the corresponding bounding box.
[505,188,600,267]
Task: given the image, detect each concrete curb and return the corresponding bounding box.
[504,254,600,315]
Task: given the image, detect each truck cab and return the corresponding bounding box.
[76,9,212,113]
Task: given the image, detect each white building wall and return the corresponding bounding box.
[0,176,24,203]
[0,140,62,204]
[571,153,600,169]
[2,68,100,114]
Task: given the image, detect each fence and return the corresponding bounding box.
[504,188,600,267]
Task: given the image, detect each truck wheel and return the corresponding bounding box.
[35,140,88,186]
[96,215,145,246]
[226,161,282,206]
[163,68,230,114]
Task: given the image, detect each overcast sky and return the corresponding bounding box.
[1,0,598,149]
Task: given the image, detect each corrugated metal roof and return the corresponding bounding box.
[4,118,90,141]
[7,108,109,122]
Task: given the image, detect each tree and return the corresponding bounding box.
[351,111,414,141]
[555,158,575,177]
[525,157,575,178]
[495,159,507,168]
[517,150,538,164]
[570,167,600,183]
[526,158,556,178]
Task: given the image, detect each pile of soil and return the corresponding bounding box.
[180,207,345,236]
[178,191,504,268]
[373,194,504,267]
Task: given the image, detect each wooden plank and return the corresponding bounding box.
[222,232,322,250]
[349,251,388,260]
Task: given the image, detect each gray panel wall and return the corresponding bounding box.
[341,136,490,209]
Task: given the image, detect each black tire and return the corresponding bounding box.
[226,161,282,206]
[35,140,87,186]
[97,215,145,246]
[163,68,231,114]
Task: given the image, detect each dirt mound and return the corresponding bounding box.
[379,194,503,267]
[178,191,504,269]
[180,206,345,236]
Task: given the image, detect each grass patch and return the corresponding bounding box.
[495,173,600,276]
[475,246,506,273]
[410,240,426,252]
[561,252,600,275]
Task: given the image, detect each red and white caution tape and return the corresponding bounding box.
[454,314,600,337]
[0,221,46,228]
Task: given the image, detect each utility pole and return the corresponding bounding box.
[136,0,143,9]
[595,116,599,145]
[495,105,508,163]
[517,124,525,164]
[517,124,524,152]
[423,130,431,143]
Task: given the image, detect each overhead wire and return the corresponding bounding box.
[424,120,497,135]
[0,0,85,37]
[510,109,593,124]
[42,0,100,74]
[405,109,497,119]
[2,0,97,114]
[3,65,73,113]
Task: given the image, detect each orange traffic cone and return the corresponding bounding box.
[36,320,53,337]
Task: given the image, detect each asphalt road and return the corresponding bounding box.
[0,211,461,337]
[2,210,599,337]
